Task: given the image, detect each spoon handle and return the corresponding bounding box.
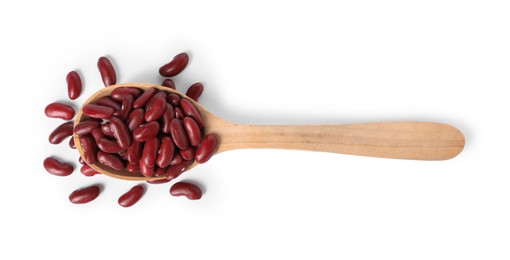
[215,122,464,160]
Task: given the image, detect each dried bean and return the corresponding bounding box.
[111,87,142,101]
[118,185,145,207]
[96,96,122,110]
[127,108,144,132]
[156,136,175,168]
[97,151,124,170]
[132,121,160,142]
[66,71,82,100]
[74,120,100,136]
[165,160,191,180]
[159,52,189,77]
[79,134,97,164]
[141,137,160,167]
[169,182,202,200]
[183,117,201,146]
[180,98,204,128]
[132,87,156,109]
[160,103,174,134]
[170,118,189,149]
[80,164,99,177]
[97,56,116,87]
[144,94,166,122]
[82,104,114,119]
[161,79,175,89]
[69,185,100,204]
[195,134,219,164]
[45,102,75,120]
[185,82,203,102]
[49,121,74,144]
[109,116,131,149]
[44,157,74,176]
[167,93,180,106]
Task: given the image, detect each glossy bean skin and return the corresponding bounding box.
[132,87,156,109]
[141,137,160,167]
[118,185,145,207]
[96,96,122,110]
[127,163,139,172]
[170,119,189,149]
[156,136,175,168]
[165,160,191,180]
[159,52,189,77]
[97,56,116,87]
[179,147,195,161]
[169,153,183,166]
[174,107,184,119]
[139,159,154,177]
[45,102,75,120]
[66,71,82,100]
[183,117,201,146]
[132,121,160,142]
[195,134,219,164]
[109,116,131,149]
[69,137,76,149]
[82,104,114,119]
[79,134,97,164]
[127,108,145,132]
[180,98,204,128]
[74,120,100,136]
[49,121,74,144]
[96,137,124,153]
[185,82,203,102]
[80,164,99,177]
[126,141,143,164]
[111,87,142,101]
[161,79,175,89]
[169,182,202,200]
[160,103,175,134]
[154,166,168,177]
[90,128,105,141]
[114,94,133,120]
[144,94,166,122]
[44,157,74,176]
[69,185,100,204]
[97,151,124,170]
[146,178,171,184]
[101,122,115,137]
[78,156,85,164]
[167,93,180,106]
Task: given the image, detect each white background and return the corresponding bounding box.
[0,1,509,259]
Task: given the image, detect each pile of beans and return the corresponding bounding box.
[44,53,216,206]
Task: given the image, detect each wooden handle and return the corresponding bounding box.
[214,122,464,160]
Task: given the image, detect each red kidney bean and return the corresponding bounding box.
[195,134,219,164]
[183,117,201,146]
[69,185,100,204]
[156,136,175,168]
[100,122,115,137]
[111,87,142,101]
[97,151,124,170]
[145,92,166,108]
[69,137,76,149]
[186,82,204,102]
[127,162,139,172]
[144,95,166,122]
[169,153,183,166]
[80,164,99,177]
[66,71,82,100]
[109,116,131,149]
[141,137,160,167]
[114,94,133,120]
[44,157,74,176]
[79,156,85,164]
[126,141,143,164]
[96,137,124,153]
[82,104,114,119]
[170,119,189,149]
[96,96,122,110]
[160,103,175,134]
[169,182,202,200]
[167,93,180,106]
[146,178,171,184]
[165,160,191,180]
[118,184,145,207]
[132,121,160,142]
[79,134,97,164]
[159,52,189,77]
[154,166,168,177]
[161,79,175,89]
[180,98,204,128]
[127,108,144,132]
[45,102,75,120]
[132,87,156,109]
[90,128,104,141]
[139,159,154,177]
[179,147,195,161]
[97,56,116,87]
[49,121,74,144]
[174,107,184,119]
[74,120,100,136]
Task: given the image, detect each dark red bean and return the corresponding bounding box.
[170,119,189,149]
[167,93,180,106]
[101,122,115,137]
[169,153,183,166]
[69,137,76,149]
[96,96,122,110]
[159,52,189,77]
[132,88,156,109]
[109,116,131,149]
[139,160,154,177]
[179,147,195,161]
[183,117,201,146]
[69,185,100,204]
[141,137,160,167]
[79,156,85,164]
[186,82,204,102]
[126,141,143,164]
[97,151,124,170]
[169,181,202,200]
[127,108,145,132]
[96,137,124,153]
[74,120,100,136]
[114,94,133,121]
[180,98,204,128]
[79,134,97,164]
[111,87,142,101]
[161,79,175,89]
[97,56,116,87]
[144,95,166,122]
[174,107,184,120]
[154,166,168,177]
[82,104,114,119]
[156,136,175,168]
[118,185,145,207]
[45,102,75,120]
[49,121,74,144]
[127,163,139,172]
[160,103,175,134]
[132,121,160,142]
[44,157,74,176]
[195,134,219,164]
[90,128,104,141]
[145,92,166,109]
[80,164,99,177]
[66,71,82,100]
[165,160,191,180]
[146,178,171,184]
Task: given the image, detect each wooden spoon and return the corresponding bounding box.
[74,82,465,181]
